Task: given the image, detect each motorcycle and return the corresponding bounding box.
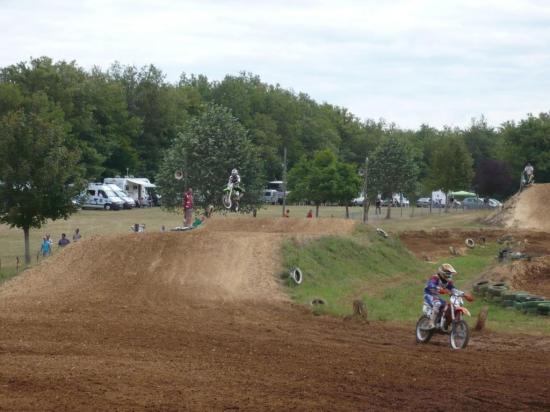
[415,289,473,350]
[520,173,534,191]
[222,182,241,211]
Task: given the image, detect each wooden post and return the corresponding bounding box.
[362,156,369,223]
[475,305,489,331]
[282,147,287,217]
[16,256,19,272]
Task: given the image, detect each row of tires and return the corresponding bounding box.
[472,280,550,316]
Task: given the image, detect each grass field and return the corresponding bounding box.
[0,205,491,268]
[282,225,550,334]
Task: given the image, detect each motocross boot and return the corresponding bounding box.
[428,307,439,329]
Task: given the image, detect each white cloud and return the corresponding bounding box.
[1,0,550,128]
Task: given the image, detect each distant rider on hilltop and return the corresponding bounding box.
[521,162,534,190]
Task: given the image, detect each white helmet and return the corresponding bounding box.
[437,263,457,281]
[231,168,238,175]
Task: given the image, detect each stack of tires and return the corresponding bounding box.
[472,280,550,316]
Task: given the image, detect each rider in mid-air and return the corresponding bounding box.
[227,168,245,208]
[424,263,461,329]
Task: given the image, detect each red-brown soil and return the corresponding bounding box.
[1,218,550,411]
[401,228,550,298]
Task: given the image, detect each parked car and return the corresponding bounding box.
[416,197,431,207]
[462,197,484,209]
[488,198,502,208]
[351,196,365,206]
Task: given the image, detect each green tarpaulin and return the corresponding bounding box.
[450,190,476,199]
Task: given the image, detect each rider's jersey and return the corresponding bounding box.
[228,174,241,185]
[424,275,456,296]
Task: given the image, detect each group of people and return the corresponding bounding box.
[40,228,81,256]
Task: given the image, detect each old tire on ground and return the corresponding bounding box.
[289,267,303,285]
[449,320,470,349]
[465,238,475,248]
[415,315,434,344]
[473,280,490,296]
[487,284,508,298]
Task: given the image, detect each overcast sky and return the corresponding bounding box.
[2,0,550,129]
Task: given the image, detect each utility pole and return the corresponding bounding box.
[282,147,287,217]
[362,156,369,223]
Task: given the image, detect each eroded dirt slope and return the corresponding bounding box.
[487,183,550,231]
[1,218,550,411]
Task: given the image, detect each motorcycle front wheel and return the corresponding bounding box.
[415,315,434,344]
[449,320,470,350]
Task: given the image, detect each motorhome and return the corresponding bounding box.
[105,183,136,209]
[103,177,156,207]
[83,183,124,210]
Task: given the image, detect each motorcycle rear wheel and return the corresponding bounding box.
[222,193,232,209]
[449,320,470,350]
[415,315,434,343]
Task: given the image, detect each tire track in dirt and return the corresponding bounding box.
[1,217,550,410]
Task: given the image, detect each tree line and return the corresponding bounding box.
[1,57,549,262]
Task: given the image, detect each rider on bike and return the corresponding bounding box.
[524,162,534,183]
[227,168,244,199]
[424,263,459,329]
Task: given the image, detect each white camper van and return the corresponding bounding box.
[105,183,136,209]
[103,177,156,207]
[266,180,289,205]
[83,183,124,210]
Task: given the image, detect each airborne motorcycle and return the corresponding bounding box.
[222,182,243,211]
[415,289,473,350]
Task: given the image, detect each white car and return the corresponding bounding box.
[352,196,365,206]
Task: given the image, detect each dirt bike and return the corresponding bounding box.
[222,182,242,211]
[520,173,534,191]
[415,289,473,350]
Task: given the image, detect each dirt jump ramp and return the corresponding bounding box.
[487,183,550,231]
[0,217,357,311]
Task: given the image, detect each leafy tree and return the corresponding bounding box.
[288,149,359,217]
[156,104,263,214]
[367,136,419,219]
[0,106,83,264]
[500,113,550,183]
[428,136,474,207]
[335,161,362,218]
[473,159,515,199]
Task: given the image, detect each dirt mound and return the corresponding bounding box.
[400,228,504,260]
[486,183,550,231]
[0,218,357,310]
[479,256,550,298]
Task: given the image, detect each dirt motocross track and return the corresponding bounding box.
[1,218,550,411]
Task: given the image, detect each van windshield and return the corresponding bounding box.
[104,189,117,198]
[267,182,283,191]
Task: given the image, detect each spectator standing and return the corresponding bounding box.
[284,209,290,218]
[58,233,70,248]
[40,236,51,256]
[375,196,382,215]
[183,188,194,227]
[306,209,313,218]
[72,228,81,242]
